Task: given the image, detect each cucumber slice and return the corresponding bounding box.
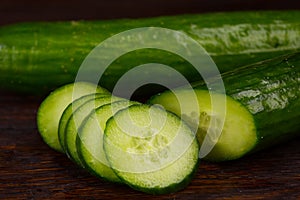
[77,100,139,183]
[58,93,110,152]
[103,104,199,194]
[36,82,109,152]
[65,95,123,166]
[149,52,300,161]
[148,89,257,161]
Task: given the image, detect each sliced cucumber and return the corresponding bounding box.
[149,89,257,161]
[103,104,199,194]
[65,95,123,166]
[148,52,300,161]
[77,100,139,183]
[58,93,110,152]
[36,82,109,152]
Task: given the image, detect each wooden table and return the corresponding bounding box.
[1,1,300,199]
[0,93,299,199]
[1,0,300,25]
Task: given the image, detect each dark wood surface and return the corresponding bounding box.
[1,1,300,199]
[1,0,300,25]
[0,93,299,199]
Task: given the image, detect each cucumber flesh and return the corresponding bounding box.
[65,95,123,166]
[58,93,110,152]
[77,100,139,183]
[36,82,109,152]
[103,104,199,194]
[149,89,257,161]
[149,52,300,161]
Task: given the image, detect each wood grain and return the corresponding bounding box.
[0,1,300,199]
[0,0,300,25]
[0,93,299,199]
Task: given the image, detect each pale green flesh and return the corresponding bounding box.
[58,93,110,152]
[65,95,123,166]
[36,82,109,152]
[104,104,199,191]
[149,89,257,161]
[77,100,139,183]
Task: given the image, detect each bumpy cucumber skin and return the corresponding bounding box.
[0,11,299,97]
[149,52,300,161]
[221,52,300,154]
[195,52,300,160]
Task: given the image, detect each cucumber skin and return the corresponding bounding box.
[125,159,200,195]
[149,52,300,161]
[103,104,200,195]
[75,101,140,184]
[0,11,299,97]
[58,93,109,152]
[36,82,109,152]
[194,52,300,159]
[225,52,300,154]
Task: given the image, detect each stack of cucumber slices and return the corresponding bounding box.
[36,52,300,194]
[37,81,199,194]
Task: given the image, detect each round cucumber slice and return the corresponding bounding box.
[148,89,257,161]
[77,100,139,183]
[103,104,199,194]
[64,95,123,166]
[58,93,110,152]
[36,82,109,152]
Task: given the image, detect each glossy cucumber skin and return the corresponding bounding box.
[0,11,299,97]
[194,52,300,154]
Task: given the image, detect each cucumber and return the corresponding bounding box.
[148,52,300,161]
[1,11,299,97]
[64,95,123,166]
[77,100,139,183]
[36,81,109,152]
[103,104,199,194]
[58,92,110,152]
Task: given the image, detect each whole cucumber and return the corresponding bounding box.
[0,11,299,97]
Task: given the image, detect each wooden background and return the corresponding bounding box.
[1,0,300,25]
[0,1,300,199]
